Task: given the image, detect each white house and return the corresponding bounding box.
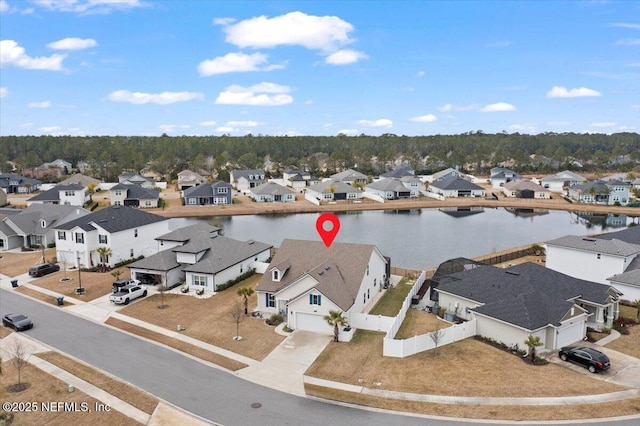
[177,170,207,191]
[428,175,485,198]
[230,169,266,192]
[540,170,586,193]
[256,239,389,334]
[489,167,521,188]
[26,184,89,207]
[249,182,296,202]
[330,169,368,186]
[306,180,363,202]
[502,180,552,199]
[129,223,271,290]
[436,262,621,349]
[54,205,171,269]
[283,168,319,190]
[110,183,159,208]
[425,167,465,183]
[365,177,417,199]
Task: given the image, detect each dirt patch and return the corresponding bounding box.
[29,269,123,301]
[115,274,285,361]
[37,351,158,414]
[0,327,12,338]
[0,360,139,426]
[305,331,626,397]
[0,248,56,277]
[305,384,640,421]
[105,317,248,371]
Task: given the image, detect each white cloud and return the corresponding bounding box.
[213,17,236,26]
[0,87,7,98]
[480,102,516,112]
[0,1,9,13]
[215,120,263,133]
[108,90,204,104]
[0,40,66,70]
[304,100,313,105]
[325,49,368,65]
[591,122,616,127]
[615,38,640,45]
[224,11,355,52]
[199,121,217,127]
[198,52,284,76]
[438,103,478,112]
[359,119,393,128]
[417,70,425,77]
[47,37,97,50]
[610,23,640,30]
[410,114,437,123]
[227,120,260,127]
[546,86,602,98]
[215,82,293,106]
[159,124,190,134]
[39,126,61,133]
[19,122,33,128]
[28,101,50,108]
[508,124,536,133]
[216,126,234,133]
[337,129,358,136]
[32,0,144,14]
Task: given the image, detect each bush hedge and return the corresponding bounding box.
[216,268,256,291]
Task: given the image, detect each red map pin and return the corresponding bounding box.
[316,213,341,247]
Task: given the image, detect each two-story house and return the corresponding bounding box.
[183,181,233,205]
[230,169,266,192]
[26,184,89,207]
[177,170,207,191]
[330,169,368,187]
[568,180,631,205]
[489,167,521,188]
[110,183,159,208]
[0,173,42,194]
[540,170,586,193]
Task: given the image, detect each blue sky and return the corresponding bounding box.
[1,0,638,137]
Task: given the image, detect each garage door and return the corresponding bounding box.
[556,320,585,349]
[295,312,333,334]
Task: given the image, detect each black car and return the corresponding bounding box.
[559,346,610,373]
[28,263,60,277]
[2,313,34,332]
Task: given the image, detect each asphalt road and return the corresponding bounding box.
[2,289,639,426]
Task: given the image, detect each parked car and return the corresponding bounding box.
[2,313,34,331]
[28,262,60,277]
[558,346,610,373]
[109,284,147,305]
[112,278,140,292]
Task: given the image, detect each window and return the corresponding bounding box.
[218,187,228,194]
[99,235,108,244]
[374,278,377,287]
[58,231,66,240]
[75,233,84,244]
[40,219,47,228]
[366,265,369,276]
[114,190,122,196]
[266,293,276,308]
[597,253,601,260]
[65,190,75,196]
[240,264,243,273]
[363,292,366,304]
[309,294,322,305]
[130,248,134,257]
[367,289,370,299]
[272,270,279,281]
[193,275,207,287]
[114,201,122,206]
[134,229,138,237]
[188,198,196,205]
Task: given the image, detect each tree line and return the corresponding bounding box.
[1,132,638,182]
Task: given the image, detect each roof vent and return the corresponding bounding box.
[505,270,520,276]
[583,238,597,242]
[318,270,324,276]
[324,265,330,270]
[247,240,255,245]
[99,219,108,223]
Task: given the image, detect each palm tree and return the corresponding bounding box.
[96,246,112,272]
[324,310,348,342]
[237,287,255,315]
[524,335,543,363]
[633,299,640,322]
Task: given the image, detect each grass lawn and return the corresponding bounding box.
[114,274,285,361]
[38,352,158,414]
[368,277,412,316]
[15,286,76,306]
[29,268,124,301]
[305,330,626,397]
[395,309,446,339]
[305,384,640,421]
[606,324,640,359]
[105,317,248,371]
[0,360,139,426]
[0,248,56,277]
[619,304,639,321]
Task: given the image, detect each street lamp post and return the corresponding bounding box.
[76,253,85,295]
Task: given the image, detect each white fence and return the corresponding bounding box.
[383,319,477,358]
[422,190,444,201]
[362,192,385,203]
[304,192,320,205]
[350,313,395,332]
[253,261,270,274]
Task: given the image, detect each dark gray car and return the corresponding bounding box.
[2,313,34,331]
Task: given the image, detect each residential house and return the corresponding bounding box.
[59,174,102,188]
[54,205,170,269]
[110,183,159,208]
[546,227,640,302]
[633,177,640,190]
[502,181,552,199]
[0,190,7,207]
[380,164,414,179]
[0,173,42,194]
[365,177,418,199]
[568,180,631,205]
[177,170,207,191]
[183,181,232,206]
[27,184,88,207]
[283,168,318,190]
[0,204,90,251]
[306,179,363,202]
[32,159,72,179]
[128,223,270,290]
[435,262,621,349]
[256,239,389,333]
[230,169,266,192]
[428,175,485,198]
[249,182,296,202]
[118,172,155,188]
[425,167,465,183]
[489,167,521,188]
[330,169,368,187]
[540,170,586,193]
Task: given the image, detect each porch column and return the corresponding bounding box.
[595,307,605,328]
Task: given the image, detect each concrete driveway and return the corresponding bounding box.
[236,330,332,396]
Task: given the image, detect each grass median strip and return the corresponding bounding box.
[15,286,75,306]
[305,384,640,421]
[37,351,158,414]
[105,317,248,371]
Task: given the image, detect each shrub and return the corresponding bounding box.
[216,268,256,291]
[114,255,144,268]
[266,314,284,326]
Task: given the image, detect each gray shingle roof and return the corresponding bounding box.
[437,262,617,330]
[257,239,383,311]
[381,164,414,178]
[598,225,640,246]
[157,223,220,243]
[607,269,640,287]
[180,236,271,275]
[540,170,586,183]
[59,174,102,186]
[128,249,182,271]
[545,235,640,257]
[367,178,408,192]
[330,169,367,181]
[308,179,362,195]
[7,204,89,235]
[251,182,295,196]
[55,205,167,232]
[183,181,231,197]
[28,184,85,202]
[231,169,265,180]
[112,183,159,200]
[430,175,485,191]
[503,180,550,192]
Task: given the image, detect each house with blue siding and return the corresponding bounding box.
[568,180,631,205]
[183,181,232,205]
